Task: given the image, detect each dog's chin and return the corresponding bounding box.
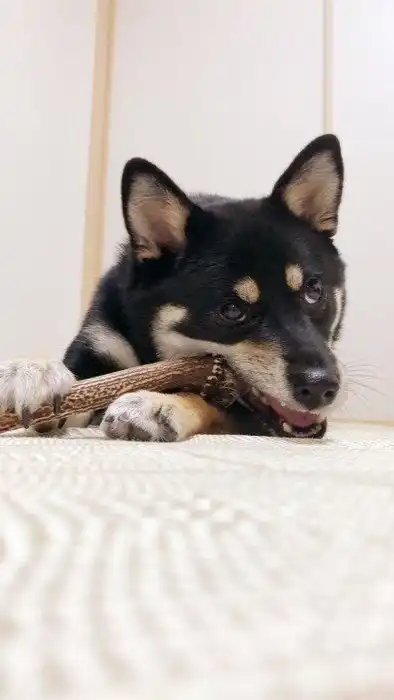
[244,386,328,439]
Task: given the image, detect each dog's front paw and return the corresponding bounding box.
[101,391,191,442]
[0,359,75,428]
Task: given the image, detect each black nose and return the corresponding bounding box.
[292,368,340,411]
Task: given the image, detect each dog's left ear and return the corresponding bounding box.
[121,158,194,260]
[271,134,344,235]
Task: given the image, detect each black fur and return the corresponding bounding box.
[63,135,346,435]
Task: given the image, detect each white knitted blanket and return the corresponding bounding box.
[0,424,393,700]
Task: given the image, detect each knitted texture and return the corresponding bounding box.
[0,424,393,700]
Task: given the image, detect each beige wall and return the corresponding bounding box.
[0,0,96,359]
[1,0,392,421]
[331,0,394,420]
[103,0,325,267]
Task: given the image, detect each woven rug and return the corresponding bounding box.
[0,423,393,700]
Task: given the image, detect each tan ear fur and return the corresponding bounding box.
[282,151,341,233]
[125,175,189,260]
[273,135,344,235]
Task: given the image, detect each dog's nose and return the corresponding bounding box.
[292,367,340,411]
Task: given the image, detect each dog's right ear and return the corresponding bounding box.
[271,134,344,236]
[121,158,195,261]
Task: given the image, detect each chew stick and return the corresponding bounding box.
[0,356,239,434]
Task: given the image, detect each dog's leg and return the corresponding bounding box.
[0,330,127,434]
[0,359,76,433]
[101,391,230,442]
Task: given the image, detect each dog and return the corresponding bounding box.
[0,134,346,441]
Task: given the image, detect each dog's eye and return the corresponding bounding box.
[220,303,246,323]
[303,278,323,305]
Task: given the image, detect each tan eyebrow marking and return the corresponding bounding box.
[233,277,260,304]
[153,303,188,331]
[285,264,303,291]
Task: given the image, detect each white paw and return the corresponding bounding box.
[101,391,185,442]
[0,359,75,426]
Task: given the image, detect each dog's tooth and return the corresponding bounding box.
[282,422,293,434]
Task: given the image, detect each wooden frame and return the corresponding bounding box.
[81,0,117,313]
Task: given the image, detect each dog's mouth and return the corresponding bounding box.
[245,387,327,439]
[200,356,328,439]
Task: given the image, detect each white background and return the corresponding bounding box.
[332,0,394,420]
[0,0,392,420]
[0,0,95,358]
[103,0,324,266]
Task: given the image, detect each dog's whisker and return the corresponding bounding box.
[340,361,384,382]
[344,370,384,382]
[343,379,389,401]
[351,384,388,400]
[339,386,371,411]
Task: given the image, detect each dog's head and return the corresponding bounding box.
[121,135,345,436]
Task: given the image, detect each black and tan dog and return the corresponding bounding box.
[0,134,346,441]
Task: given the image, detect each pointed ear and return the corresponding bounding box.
[121,158,193,260]
[271,135,344,235]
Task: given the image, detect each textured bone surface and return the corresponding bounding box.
[0,356,237,433]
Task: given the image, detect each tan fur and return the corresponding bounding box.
[84,322,139,368]
[233,277,260,304]
[154,303,188,327]
[127,177,189,260]
[151,303,296,406]
[282,152,340,232]
[159,392,230,439]
[152,304,189,356]
[101,389,231,441]
[152,304,339,418]
[285,264,303,291]
[230,340,296,406]
[155,331,223,361]
[330,287,344,344]
[152,318,302,413]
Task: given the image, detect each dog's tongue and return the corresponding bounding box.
[267,396,320,428]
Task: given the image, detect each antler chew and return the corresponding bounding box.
[0,356,239,434]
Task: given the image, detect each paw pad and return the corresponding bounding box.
[101,391,180,442]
